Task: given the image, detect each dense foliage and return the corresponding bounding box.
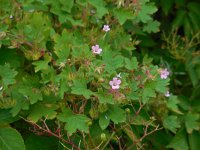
[0,0,200,149]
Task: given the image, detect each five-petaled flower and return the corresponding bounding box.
[109,77,121,89]
[103,25,110,32]
[160,68,169,79]
[165,91,170,97]
[92,45,102,54]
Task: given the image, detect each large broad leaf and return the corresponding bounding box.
[0,127,25,150]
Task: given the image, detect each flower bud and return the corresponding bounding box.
[100,133,107,141]
[125,108,130,113]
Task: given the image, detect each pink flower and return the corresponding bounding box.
[160,68,169,79]
[92,45,102,54]
[165,91,170,97]
[109,77,121,89]
[103,25,110,32]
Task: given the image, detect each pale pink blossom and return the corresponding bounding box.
[103,25,110,32]
[165,91,170,97]
[160,68,170,79]
[92,45,102,54]
[109,77,121,89]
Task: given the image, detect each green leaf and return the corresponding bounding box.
[99,113,110,130]
[167,129,189,150]
[143,20,160,33]
[0,64,17,88]
[28,102,58,122]
[125,57,138,70]
[60,0,74,13]
[173,10,186,28]
[155,78,169,93]
[186,58,199,86]
[0,109,18,125]
[187,2,200,18]
[175,0,186,6]
[160,0,174,15]
[185,113,200,134]
[163,116,181,133]
[0,48,21,68]
[113,8,135,25]
[71,78,93,99]
[96,93,114,104]
[64,115,90,134]
[188,11,200,32]
[25,134,58,150]
[189,131,200,150]
[53,30,72,63]
[183,15,192,37]
[10,90,30,116]
[166,96,182,114]
[59,79,69,99]
[19,88,43,104]
[23,2,49,12]
[0,127,25,150]
[57,108,90,134]
[57,108,73,121]
[33,60,48,72]
[142,81,156,103]
[66,15,84,26]
[33,59,50,73]
[16,12,51,49]
[136,2,157,23]
[107,106,126,124]
[103,51,124,73]
[88,0,108,18]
